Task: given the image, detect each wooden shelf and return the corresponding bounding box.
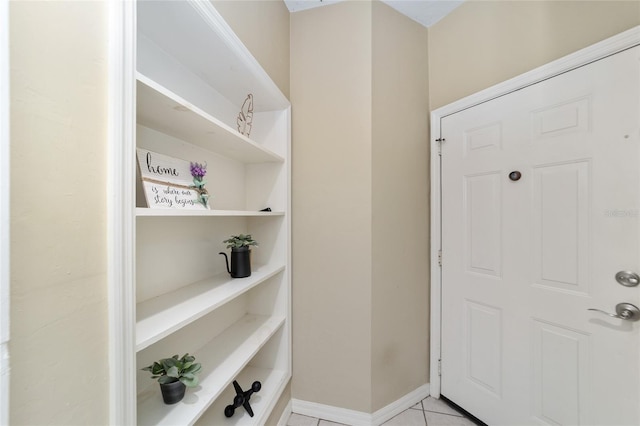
[135,208,285,218]
[197,366,289,426]
[137,0,289,113]
[131,2,291,424]
[136,264,286,351]
[136,74,285,164]
[137,314,286,426]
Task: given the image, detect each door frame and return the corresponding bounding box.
[107,0,136,424]
[1,0,9,422]
[429,25,640,398]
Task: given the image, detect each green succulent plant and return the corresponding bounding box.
[141,353,202,387]
[223,234,258,249]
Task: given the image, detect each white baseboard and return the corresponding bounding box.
[292,399,371,426]
[292,383,430,426]
[372,384,430,425]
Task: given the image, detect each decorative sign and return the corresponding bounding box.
[136,148,209,210]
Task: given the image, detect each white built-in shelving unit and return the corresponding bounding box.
[131,1,291,424]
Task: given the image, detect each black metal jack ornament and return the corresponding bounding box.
[224,380,262,418]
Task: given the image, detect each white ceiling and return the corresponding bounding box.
[283,0,465,28]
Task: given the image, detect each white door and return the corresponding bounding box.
[440,45,640,425]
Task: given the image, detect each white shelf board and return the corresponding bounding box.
[137,314,286,426]
[136,264,286,351]
[136,74,284,164]
[136,208,285,218]
[136,0,289,112]
[198,366,289,426]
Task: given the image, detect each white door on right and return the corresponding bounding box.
[440,45,640,425]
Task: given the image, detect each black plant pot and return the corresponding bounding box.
[219,246,252,278]
[160,380,186,405]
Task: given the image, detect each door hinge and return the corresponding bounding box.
[438,359,442,376]
[436,138,445,156]
[438,250,442,267]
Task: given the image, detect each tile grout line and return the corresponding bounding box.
[422,397,466,418]
[421,399,428,425]
[288,401,468,426]
[424,409,465,418]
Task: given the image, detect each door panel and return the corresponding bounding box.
[532,319,589,426]
[465,172,502,277]
[441,46,640,425]
[465,300,502,397]
[533,161,590,294]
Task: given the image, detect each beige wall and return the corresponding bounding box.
[371,1,429,411]
[9,1,109,424]
[291,1,374,412]
[429,0,640,109]
[291,0,430,413]
[212,0,291,99]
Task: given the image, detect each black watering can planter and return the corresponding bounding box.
[219,246,252,278]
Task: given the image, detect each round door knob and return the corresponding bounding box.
[615,271,640,287]
[509,171,522,181]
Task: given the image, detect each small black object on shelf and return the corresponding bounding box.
[224,380,262,418]
[260,207,272,212]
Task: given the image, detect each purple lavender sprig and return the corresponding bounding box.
[190,161,209,208]
[190,162,207,180]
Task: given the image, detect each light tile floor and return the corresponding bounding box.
[287,397,480,426]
